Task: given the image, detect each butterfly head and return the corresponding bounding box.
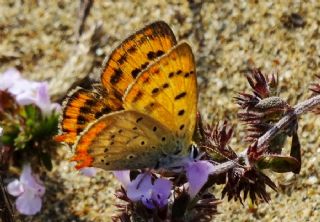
[189,142,201,160]
[156,142,200,170]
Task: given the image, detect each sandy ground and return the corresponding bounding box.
[1,0,320,221]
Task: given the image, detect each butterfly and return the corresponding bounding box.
[55,21,198,170]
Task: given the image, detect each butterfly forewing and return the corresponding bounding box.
[101,21,177,98]
[123,42,197,153]
[72,110,176,170]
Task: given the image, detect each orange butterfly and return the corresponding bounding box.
[55,21,198,170]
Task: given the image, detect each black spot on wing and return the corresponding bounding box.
[102,106,112,114]
[76,128,83,134]
[128,46,136,53]
[152,88,159,94]
[178,109,185,116]
[95,111,103,119]
[162,83,169,89]
[80,106,90,114]
[110,68,123,84]
[84,99,96,106]
[117,54,127,64]
[141,62,149,70]
[156,50,164,57]
[77,115,86,124]
[175,92,187,100]
[131,68,141,78]
[132,91,143,103]
[147,51,156,60]
[136,117,143,123]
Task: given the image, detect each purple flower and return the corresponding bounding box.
[0,68,60,115]
[79,167,97,177]
[0,68,21,91]
[185,160,216,198]
[114,171,172,209]
[113,170,131,187]
[7,164,45,215]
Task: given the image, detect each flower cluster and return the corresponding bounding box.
[0,68,60,216]
[6,164,45,215]
[0,68,60,115]
[111,156,218,220]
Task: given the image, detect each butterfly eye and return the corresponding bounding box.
[189,144,199,159]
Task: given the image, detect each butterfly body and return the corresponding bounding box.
[56,21,198,171]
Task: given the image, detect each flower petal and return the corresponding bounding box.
[0,68,21,90]
[7,179,24,197]
[126,173,152,202]
[113,170,131,188]
[141,194,155,209]
[15,192,42,215]
[8,79,38,97]
[151,178,172,208]
[20,164,45,196]
[35,82,51,114]
[15,92,36,106]
[185,160,215,198]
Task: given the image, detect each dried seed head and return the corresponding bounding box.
[201,121,237,161]
[221,167,277,205]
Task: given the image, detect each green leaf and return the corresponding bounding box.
[31,113,59,141]
[269,132,287,154]
[256,155,300,173]
[23,105,38,120]
[0,125,19,146]
[14,131,32,150]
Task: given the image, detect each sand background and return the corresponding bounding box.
[1,0,320,221]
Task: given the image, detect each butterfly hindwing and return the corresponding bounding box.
[72,110,178,170]
[101,21,177,97]
[123,42,197,151]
